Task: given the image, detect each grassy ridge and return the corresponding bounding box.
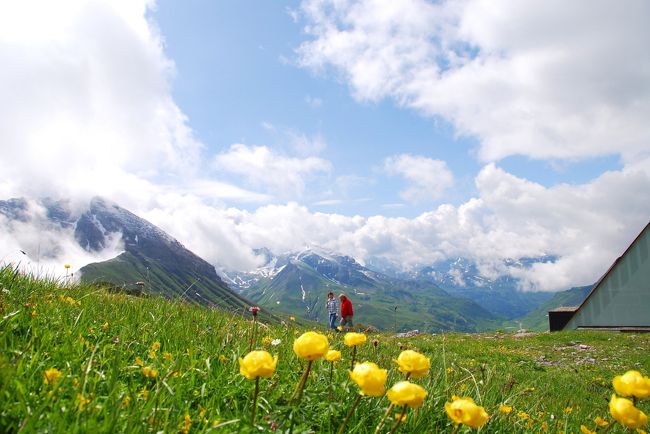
[1,265,649,433]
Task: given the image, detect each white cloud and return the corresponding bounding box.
[0,199,123,279]
[384,154,454,202]
[297,0,650,163]
[213,144,331,198]
[0,0,270,207]
[136,159,650,292]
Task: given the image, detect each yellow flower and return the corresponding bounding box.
[181,414,191,434]
[238,350,278,379]
[386,381,427,408]
[446,367,454,375]
[565,407,573,414]
[594,416,609,427]
[499,404,513,414]
[394,413,407,422]
[637,429,647,434]
[395,350,430,379]
[121,395,131,409]
[218,354,227,363]
[262,336,273,346]
[64,264,71,269]
[135,357,144,367]
[150,341,161,352]
[343,332,367,347]
[43,367,62,385]
[163,352,173,362]
[580,425,596,434]
[77,394,90,411]
[325,350,342,362]
[293,331,329,361]
[142,366,158,378]
[102,321,109,330]
[517,411,531,420]
[613,371,650,398]
[349,362,388,397]
[445,396,489,429]
[289,316,296,321]
[609,394,648,429]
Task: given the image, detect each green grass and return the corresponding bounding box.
[1,265,648,433]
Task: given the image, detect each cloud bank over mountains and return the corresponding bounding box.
[1,0,649,291]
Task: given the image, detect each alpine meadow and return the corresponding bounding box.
[2,1,650,433]
[1,266,649,433]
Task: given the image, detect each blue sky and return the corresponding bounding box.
[1,0,648,290]
[151,0,621,217]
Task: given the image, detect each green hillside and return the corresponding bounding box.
[1,265,649,433]
[80,251,277,323]
[511,285,593,331]
[247,261,504,333]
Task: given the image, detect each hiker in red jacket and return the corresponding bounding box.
[338,293,354,331]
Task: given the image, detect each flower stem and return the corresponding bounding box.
[388,406,407,434]
[249,317,257,352]
[374,403,394,434]
[290,360,313,404]
[328,361,334,400]
[251,377,260,425]
[451,424,461,434]
[337,393,363,434]
[350,346,357,370]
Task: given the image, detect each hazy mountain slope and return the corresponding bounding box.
[226,248,501,332]
[513,285,593,331]
[369,257,555,319]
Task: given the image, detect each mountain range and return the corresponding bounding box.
[223,247,502,332]
[1,196,589,332]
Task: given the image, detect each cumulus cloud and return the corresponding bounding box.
[296,0,650,162]
[137,159,650,291]
[0,0,207,201]
[213,144,331,198]
[384,154,454,202]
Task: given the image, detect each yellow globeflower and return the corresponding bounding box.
[499,404,513,414]
[445,396,490,429]
[396,350,430,378]
[594,416,609,427]
[142,367,158,378]
[349,362,388,397]
[344,332,367,347]
[386,381,428,408]
[293,331,329,361]
[609,394,648,429]
[43,367,63,385]
[238,350,278,380]
[580,425,596,434]
[613,371,650,398]
[325,349,342,362]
